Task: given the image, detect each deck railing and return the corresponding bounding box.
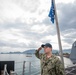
[1,61,76,75]
[15,60,41,75]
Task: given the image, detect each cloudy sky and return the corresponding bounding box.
[0,0,76,52]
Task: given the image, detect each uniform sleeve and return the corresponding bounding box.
[35,50,43,59]
[55,58,65,75]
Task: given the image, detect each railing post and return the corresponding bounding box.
[22,61,25,75]
[29,62,31,75]
[3,64,9,75]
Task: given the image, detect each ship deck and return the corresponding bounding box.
[65,65,76,75]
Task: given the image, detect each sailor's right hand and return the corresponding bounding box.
[37,47,42,51]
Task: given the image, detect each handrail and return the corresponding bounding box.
[14,60,41,75]
[3,64,9,75]
[13,60,76,75]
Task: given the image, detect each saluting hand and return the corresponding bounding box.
[38,47,42,51]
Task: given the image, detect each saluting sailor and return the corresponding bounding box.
[35,43,64,75]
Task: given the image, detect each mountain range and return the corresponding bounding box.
[0,49,71,54]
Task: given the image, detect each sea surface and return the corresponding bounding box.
[0,54,41,75]
[0,50,71,75]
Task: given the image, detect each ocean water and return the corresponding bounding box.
[0,54,41,75]
[0,49,72,75]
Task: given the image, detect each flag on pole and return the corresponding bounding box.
[48,0,55,23]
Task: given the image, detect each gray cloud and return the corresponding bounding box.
[53,2,76,45]
[0,19,56,41]
[0,0,76,52]
[61,29,76,44]
[57,2,76,31]
[0,39,40,49]
[0,40,25,48]
[0,22,24,30]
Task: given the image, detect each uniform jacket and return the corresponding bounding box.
[35,50,65,75]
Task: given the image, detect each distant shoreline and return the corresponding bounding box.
[0,49,71,54]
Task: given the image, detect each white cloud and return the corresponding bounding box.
[0,1,24,22]
[31,24,50,34]
[56,0,75,3]
[0,0,76,52]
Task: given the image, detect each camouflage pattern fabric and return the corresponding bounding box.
[35,50,65,75]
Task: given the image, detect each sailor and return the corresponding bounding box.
[35,43,64,75]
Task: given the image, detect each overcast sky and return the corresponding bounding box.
[0,0,76,52]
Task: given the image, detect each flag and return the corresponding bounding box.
[48,0,55,23]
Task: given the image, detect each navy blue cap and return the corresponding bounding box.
[41,43,52,48]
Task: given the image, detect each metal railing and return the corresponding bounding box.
[3,64,9,75]
[15,60,41,75]
[2,60,76,75]
[65,65,76,75]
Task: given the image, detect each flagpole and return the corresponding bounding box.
[53,0,65,68]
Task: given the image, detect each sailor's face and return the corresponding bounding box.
[44,46,52,54]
